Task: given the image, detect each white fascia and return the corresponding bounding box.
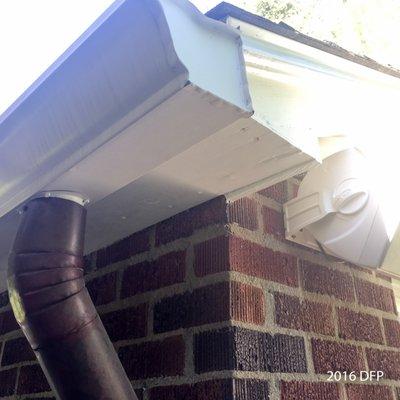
[229,16,400,88]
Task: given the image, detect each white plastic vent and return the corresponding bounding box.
[284,148,389,267]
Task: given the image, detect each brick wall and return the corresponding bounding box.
[1,180,400,399]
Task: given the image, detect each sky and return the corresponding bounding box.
[0,0,118,115]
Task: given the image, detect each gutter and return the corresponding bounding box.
[0,0,252,219]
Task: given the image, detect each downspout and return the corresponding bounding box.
[7,192,137,400]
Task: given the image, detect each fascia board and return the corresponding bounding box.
[228,16,400,89]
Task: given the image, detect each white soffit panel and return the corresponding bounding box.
[0,108,316,287]
[80,116,314,253]
[45,85,247,202]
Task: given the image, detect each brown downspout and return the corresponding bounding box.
[7,193,137,400]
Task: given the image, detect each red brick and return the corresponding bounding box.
[274,292,334,336]
[228,198,258,230]
[230,237,298,287]
[194,236,298,286]
[281,381,340,400]
[101,303,147,342]
[155,196,227,246]
[233,379,269,400]
[0,368,17,397]
[383,318,400,348]
[150,379,269,400]
[258,182,287,204]
[118,336,185,380]
[346,384,394,400]
[366,348,400,380]
[301,261,355,302]
[83,252,96,272]
[1,337,35,366]
[154,281,265,333]
[150,380,233,400]
[194,327,307,373]
[337,307,383,344]
[121,250,186,298]
[0,310,19,335]
[195,328,236,373]
[194,236,230,277]
[262,206,285,238]
[17,364,50,394]
[155,210,192,246]
[311,339,365,374]
[231,281,265,326]
[154,282,229,333]
[355,278,396,314]
[87,271,117,306]
[96,229,150,268]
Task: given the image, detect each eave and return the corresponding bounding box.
[1,1,400,288]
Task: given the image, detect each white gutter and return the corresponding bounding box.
[0,0,252,219]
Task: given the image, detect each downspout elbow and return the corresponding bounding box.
[8,194,137,400]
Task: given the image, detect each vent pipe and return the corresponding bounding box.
[7,193,137,400]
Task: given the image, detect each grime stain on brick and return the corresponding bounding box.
[154,281,265,333]
[194,327,307,374]
[121,250,186,298]
[118,336,185,380]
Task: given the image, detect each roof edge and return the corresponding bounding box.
[207,2,400,80]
